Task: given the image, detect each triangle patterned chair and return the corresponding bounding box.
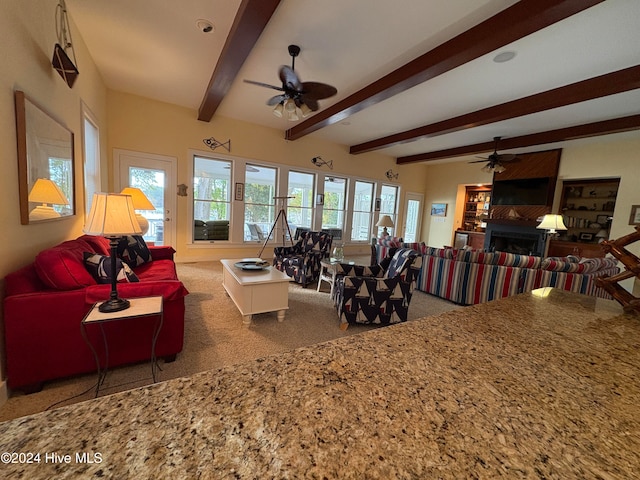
[332,247,422,329]
[273,230,333,287]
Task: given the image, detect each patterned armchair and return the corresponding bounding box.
[333,248,422,329]
[273,231,333,287]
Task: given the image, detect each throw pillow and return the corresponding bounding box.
[83,252,140,284]
[117,235,152,267]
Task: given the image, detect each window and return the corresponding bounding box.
[287,171,315,233]
[81,106,100,214]
[322,176,347,238]
[244,164,277,241]
[351,181,374,241]
[378,184,399,237]
[193,156,231,241]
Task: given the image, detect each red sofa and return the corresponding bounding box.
[3,234,188,392]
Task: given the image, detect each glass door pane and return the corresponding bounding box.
[128,167,165,245]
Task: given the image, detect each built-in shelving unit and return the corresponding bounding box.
[548,178,620,258]
[462,186,491,232]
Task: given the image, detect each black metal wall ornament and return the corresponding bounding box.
[203,137,231,152]
[52,0,79,88]
[386,169,399,180]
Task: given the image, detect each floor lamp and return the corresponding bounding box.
[84,193,142,312]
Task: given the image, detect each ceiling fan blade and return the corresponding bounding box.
[279,65,302,91]
[496,153,517,162]
[468,159,490,164]
[266,94,287,106]
[300,82,338,100]
[243,79,284,92]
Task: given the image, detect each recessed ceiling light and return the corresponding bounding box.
[341,121,351,126]
[493,51,516,63]
[196,19,214,33]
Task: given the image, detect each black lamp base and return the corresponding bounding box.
[99,297,131,313]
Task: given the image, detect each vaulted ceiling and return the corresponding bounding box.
[67,0,640,165]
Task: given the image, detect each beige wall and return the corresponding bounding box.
[0,2,108,403]
[106,90,428,260]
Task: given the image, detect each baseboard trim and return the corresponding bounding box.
[0,379,8,407]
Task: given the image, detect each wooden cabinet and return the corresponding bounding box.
[547,240,606,258]
[463,186,491,232]
[551,178,619,256]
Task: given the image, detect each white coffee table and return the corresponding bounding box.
[221,259,292,325]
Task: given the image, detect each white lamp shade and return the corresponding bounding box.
[84,193,142,238]
[28,178,69,205]
[536,214,567,233]
[299,103,313,117]
[376,215,395,228]
[120,187,155,210]
[272,103,284,118]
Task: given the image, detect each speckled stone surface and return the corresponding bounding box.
[1,288,639,479]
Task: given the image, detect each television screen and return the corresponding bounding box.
[491,177,551,206]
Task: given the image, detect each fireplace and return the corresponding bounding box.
[484,222,546,256]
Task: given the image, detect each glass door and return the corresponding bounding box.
[403,192,423,242]
[115,149,177,247]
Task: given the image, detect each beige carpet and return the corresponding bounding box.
[0,261,462,422]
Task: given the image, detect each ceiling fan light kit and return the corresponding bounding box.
[470,136,517,174]
[245,44,337,122]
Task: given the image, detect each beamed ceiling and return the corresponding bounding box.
[67,0,640,164]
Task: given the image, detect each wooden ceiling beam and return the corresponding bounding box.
[284,0,603,141]
[198,0,281,122]
[350,65,640,154]
[396,115,640,164]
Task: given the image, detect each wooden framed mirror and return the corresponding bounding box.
[15,90,75,224]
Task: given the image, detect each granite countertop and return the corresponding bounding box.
[1,289,639,478]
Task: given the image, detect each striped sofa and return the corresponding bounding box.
[415,246,619,305]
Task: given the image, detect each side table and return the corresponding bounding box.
[318,259,356,296]
[81,295,164,397]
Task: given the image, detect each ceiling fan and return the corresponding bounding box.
[244,44,337,121]
[469,136,518,173]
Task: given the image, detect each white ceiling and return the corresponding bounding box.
[66,0,640,164]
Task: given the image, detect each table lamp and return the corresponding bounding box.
[536,214,567,234]
[28,178,69,220]
[120,187,155,235]
[376,215,395,238]
[84,193,142,312]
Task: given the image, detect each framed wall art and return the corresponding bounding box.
[430,203,447,217]
[629,205,640,225]
[234,182,244,201]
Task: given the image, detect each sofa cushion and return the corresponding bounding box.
[34,239,98,290]
[578,257,619,273]
[401,242,427,255]
[424,246,457,259]
[117,235,152,267]
[457,249,495,265]
[491,252,542,269]
[83,253,140,284]
[133,259,180,281]
[540,258,586,273]
[78,234,111,255]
